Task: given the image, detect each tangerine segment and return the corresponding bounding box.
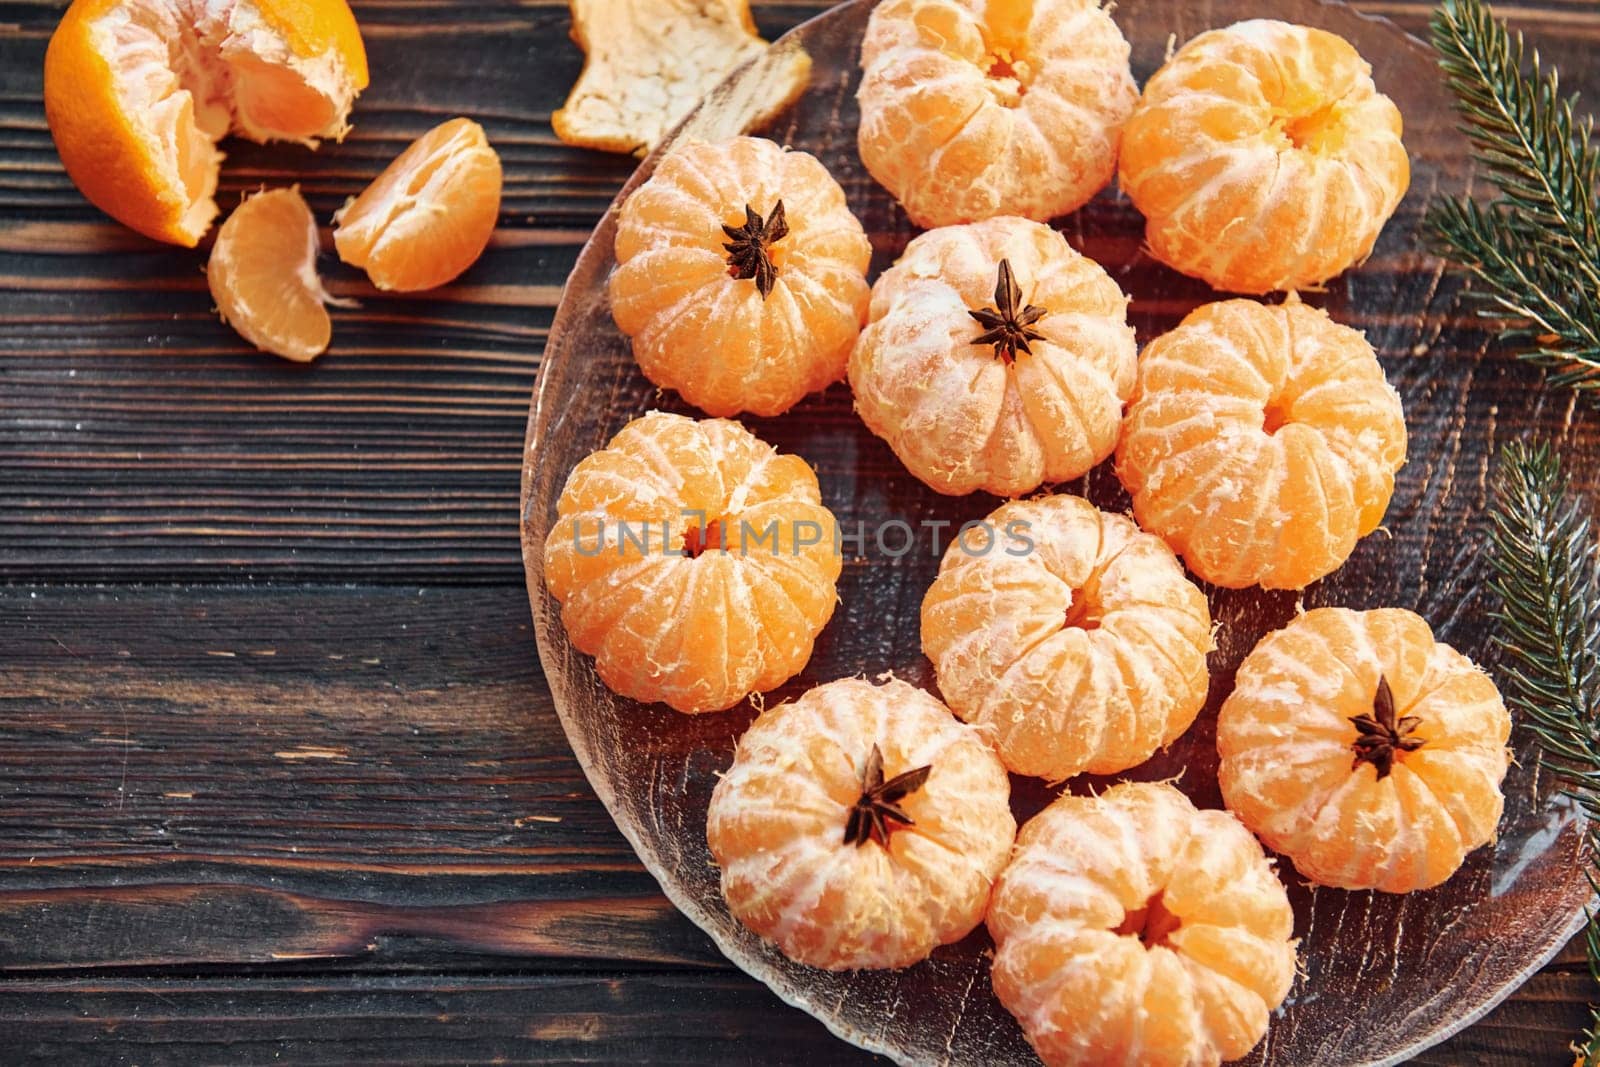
[857,0,1136,227]
[921,494,1212,781]
[333,118,503,292]
[1217,607,1511,894]
[988,782,1297,1067]
[609,136,872,419]
[207,186,337,362]
[44,0,367,246]
[1118,19,1409,294]
[707,677,1015,970]
[543,411,842,714]
[850,216,1135,497]
[1115,297,1406,591]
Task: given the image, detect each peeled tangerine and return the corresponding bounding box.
[543,411,841,714]
[1119,19,1409,294]
[1218,607,1512,894]
[707,677,1015,970]
[44,0,367,246]
[921,495,1212,781]
[988,782,1297,1067]
[334,118,503,292]
[850,216,1135,497]
[610,136,872,418]
[1115,298,1406,591]
[857,0,1136,227]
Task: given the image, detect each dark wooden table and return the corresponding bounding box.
[1,0,1597,1062]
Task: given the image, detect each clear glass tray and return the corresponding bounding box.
[521,1,1592,1061]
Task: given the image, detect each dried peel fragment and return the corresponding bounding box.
[552,0,805,155]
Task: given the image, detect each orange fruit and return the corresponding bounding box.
[333,118,503,292]
[609,136,872,418]
[44,0,367,246]
[857,0,1137,227]
[850,216,1135,497]
[921,494,1212,781]
[207,187,341,362]
[706,676,1015,970]
[1115,297,1406,591]
[1118,19,1409,294]
[987,781,1298,1067]
[542,411,842,714]
[1217,607,1511,893]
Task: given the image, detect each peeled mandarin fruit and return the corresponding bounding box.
[707,676,1015,970]
[857,0,1136,227]
[1115,297,1406,591]
[1119,19,1409,294]
[44,0,367,246]
[609,136,871,418]
[208,187,341,363]
[987,782,1298,1067]
[542,411,841,714]
[1218,607,1511,894]
[921,494,1212,781]
[332,118,503,292]
[850,215,1135,497]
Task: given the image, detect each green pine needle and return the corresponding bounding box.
[1428,0,1600,395]
[1487,441,1600,1060]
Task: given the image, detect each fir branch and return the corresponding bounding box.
[1428,0,1600,396]
[1487,441,1600,1062]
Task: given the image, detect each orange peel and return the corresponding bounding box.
[553,0,804,155]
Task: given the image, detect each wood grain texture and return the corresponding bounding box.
[0,0,1597,1061]
[0,973,890,1064]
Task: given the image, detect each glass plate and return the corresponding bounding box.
[520,1,1591,1062]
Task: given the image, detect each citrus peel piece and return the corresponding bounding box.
[552,0,804,155]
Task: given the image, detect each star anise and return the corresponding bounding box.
[722,200,788,299]
[968,258,1048,363]
[1349,674,1425,779]
[842,743,932,849]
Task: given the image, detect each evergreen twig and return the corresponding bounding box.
[1487,441,1600,1064]
[1428,0,1600,396]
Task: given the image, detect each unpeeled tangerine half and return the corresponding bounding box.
[44,0,367,245]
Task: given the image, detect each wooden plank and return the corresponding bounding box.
[0,972,886,1065]
[0,966,1586,1066]
[0,583,722,970]
[1418,969,1596,1066]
